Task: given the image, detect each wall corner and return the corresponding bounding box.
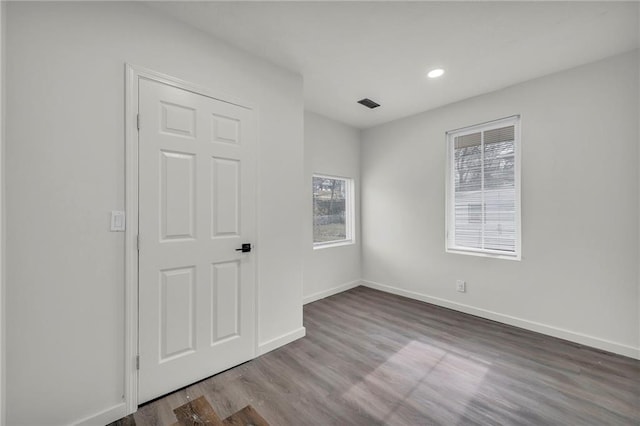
[0,1,6,424]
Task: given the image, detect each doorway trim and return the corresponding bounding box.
[124,64,260,414]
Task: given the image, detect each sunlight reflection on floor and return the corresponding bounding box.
[341,340,490,424]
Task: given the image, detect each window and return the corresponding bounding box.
[446,116,521,259]
[313,174,354,247]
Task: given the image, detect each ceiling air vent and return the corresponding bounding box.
[357,98,381,109]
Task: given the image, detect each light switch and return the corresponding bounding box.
[111,211,126,231]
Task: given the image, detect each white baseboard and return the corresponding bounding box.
[258,326,306,356]
[73,402,127,426]
[303,279,361,305]
[361,279,640,360]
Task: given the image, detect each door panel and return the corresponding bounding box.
[160,266,196,360]
[211,157,240,236]
[160,151,195,240]
[211,113,240,144]
[138,77,256,403]
[211,261,240,343]
[161,102,196,138]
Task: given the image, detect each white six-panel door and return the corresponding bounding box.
[137,77,256,403]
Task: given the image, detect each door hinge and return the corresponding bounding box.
[136,114,140,131]
[136,355,140,370]
[136,235,140,251]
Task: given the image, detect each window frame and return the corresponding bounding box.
[445,115,522,260]
[312,173,355,249]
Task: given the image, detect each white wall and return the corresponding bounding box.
[637,6,640,358]
[637,24,640,356]
[0,2,5,424]
[303,112,361,304]
[5,2,304,425]
[361,50,640,358]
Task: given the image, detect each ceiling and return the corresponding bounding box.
[149,1,640,129]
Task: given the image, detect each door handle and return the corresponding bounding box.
[235,243,252,253]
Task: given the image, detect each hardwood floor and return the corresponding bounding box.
[124,286,640,425]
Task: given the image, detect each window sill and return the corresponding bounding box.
[446,247,521,261]
[313,240,355,250]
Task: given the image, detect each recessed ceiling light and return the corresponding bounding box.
[427,68,445,78]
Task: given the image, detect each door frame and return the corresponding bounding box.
[124,64,260,413]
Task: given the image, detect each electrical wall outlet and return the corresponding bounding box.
[456,280,466,293]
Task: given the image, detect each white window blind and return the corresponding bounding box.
[446,116,521,259]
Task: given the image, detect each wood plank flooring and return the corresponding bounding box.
[169,396,269,426]
[123,286,640,425]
